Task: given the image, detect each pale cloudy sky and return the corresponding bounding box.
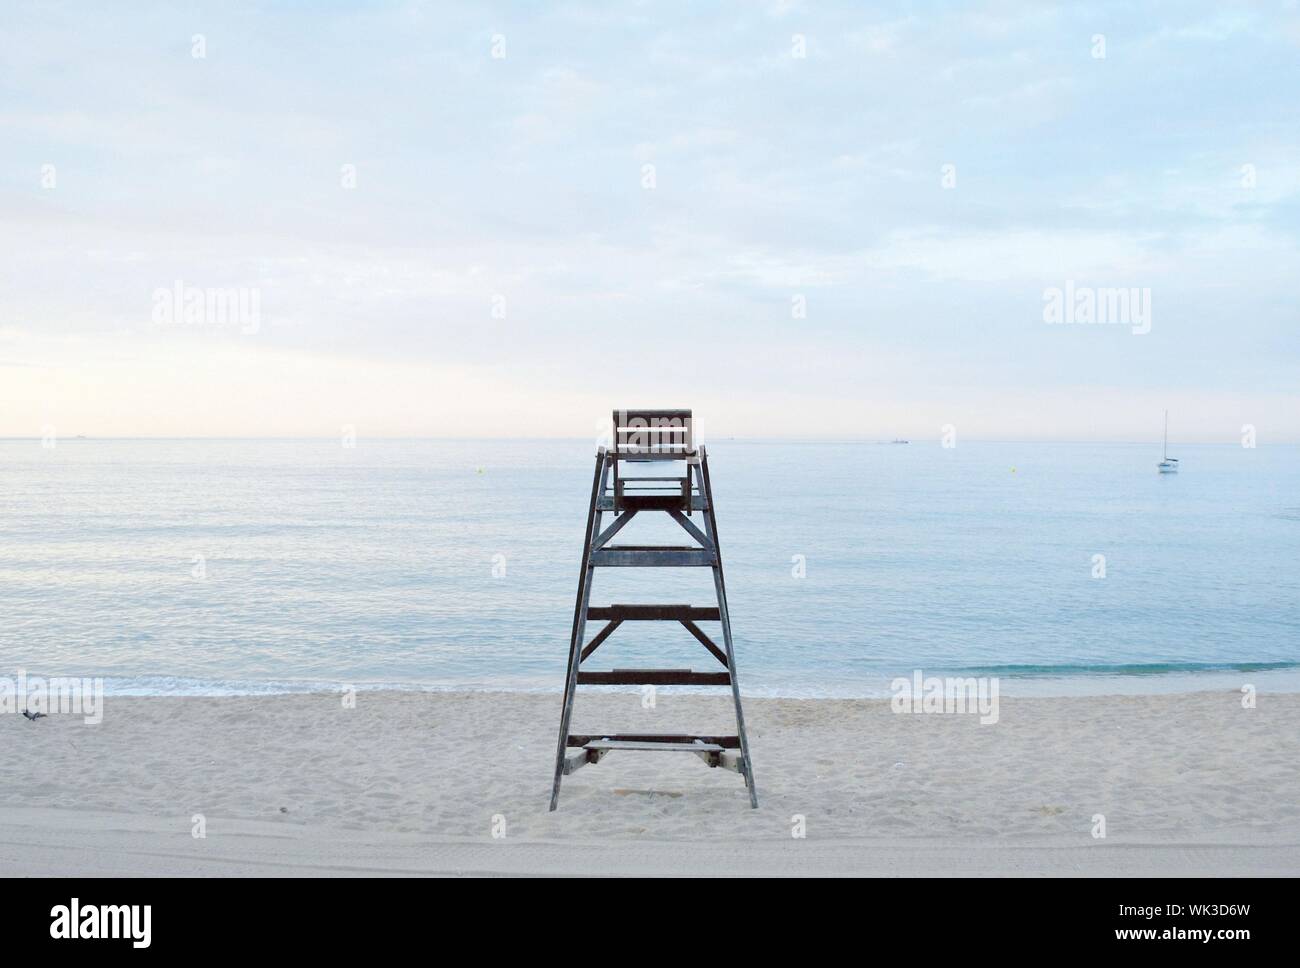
[2,1,1298,440]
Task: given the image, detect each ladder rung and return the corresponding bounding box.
[609,450,696,460]
[588,604,720,622]
[567,734,741,749]
[590,546,713,567]
[615,495,691,511]
[584,740,725,753]
[598,496,706,511]
[576,669,731,686]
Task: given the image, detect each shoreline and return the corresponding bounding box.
[3,689,1298,876]
[8,667,1300,701]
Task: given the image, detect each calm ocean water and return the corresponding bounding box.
[2,438,1298,697]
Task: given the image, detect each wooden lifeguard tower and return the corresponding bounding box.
[549,409,757,809]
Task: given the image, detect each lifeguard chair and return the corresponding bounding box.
[549,409,757,809]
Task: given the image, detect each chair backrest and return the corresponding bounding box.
[612,408,694,457]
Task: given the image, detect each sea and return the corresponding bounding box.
[2,438,1297,698]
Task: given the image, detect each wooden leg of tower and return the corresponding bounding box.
[699,450,758,808]
[711,567,757,807]
[550,452,607,811]
[551,562,596,810]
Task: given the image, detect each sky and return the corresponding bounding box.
[2,1,1298,441]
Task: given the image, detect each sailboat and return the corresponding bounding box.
[1157,410,1179,473]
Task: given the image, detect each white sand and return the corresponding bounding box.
[2,690,1297,876]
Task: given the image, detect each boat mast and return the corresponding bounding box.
[1163,410,1168,460]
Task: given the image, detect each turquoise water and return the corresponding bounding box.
[1,438,1297,696]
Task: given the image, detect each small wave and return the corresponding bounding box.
[942,660,1300,678]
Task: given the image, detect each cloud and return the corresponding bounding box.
[1,1,1298,438]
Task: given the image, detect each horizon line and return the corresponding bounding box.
[0,436,1290,446]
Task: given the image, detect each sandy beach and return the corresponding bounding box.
[2,689,1297,877]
